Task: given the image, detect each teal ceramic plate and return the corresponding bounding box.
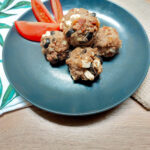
[2,0,150,116]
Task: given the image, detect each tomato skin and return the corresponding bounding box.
[15,21,60,42]
[50,0,63,23]
[31,0,56,23]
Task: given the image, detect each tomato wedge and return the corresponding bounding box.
[15,21,60,42]
[31,0,56,23]
[50,0,63,23]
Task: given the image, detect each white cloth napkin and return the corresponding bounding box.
[0,97,31,115]
[0,0,32,115]
[132,69,150,110]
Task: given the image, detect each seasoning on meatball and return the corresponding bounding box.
[94,26,122,57]
[66,47,103,81]
[40,31,69,64]
[61,8,100,47]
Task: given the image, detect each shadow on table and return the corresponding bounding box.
[31,100,127,127]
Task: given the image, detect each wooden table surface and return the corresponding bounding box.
[0,0,150,150]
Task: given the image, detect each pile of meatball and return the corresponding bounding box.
[40,8,122,81]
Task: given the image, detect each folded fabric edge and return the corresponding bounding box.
[131,66,150,110]
[131,95,150,110]
[0,102,32,116]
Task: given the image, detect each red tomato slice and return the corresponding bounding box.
[31,0,56,23]
[50,0,63,23]
[15,21,60,42]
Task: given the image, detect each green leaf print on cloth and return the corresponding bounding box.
[0,0,30,110]
[0,0,14,11]
[0,23,11,29]
[9,1,31,9]
[0,84,16,109]
[0,12,15,18]
[0,77,2,99]
[0,34,4,47]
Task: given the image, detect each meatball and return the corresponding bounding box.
[94,26,122,57]
[61,8,100,47]
[66,47,103,81]
[40,31,69,64]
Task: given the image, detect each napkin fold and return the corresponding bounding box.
[132,69,150,110]
[0,97,31,115]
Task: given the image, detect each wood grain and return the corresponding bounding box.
[0,0,150,150]
[0,99,150,150]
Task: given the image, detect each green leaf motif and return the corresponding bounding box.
[0,23,11,29]
[0,12,15,18]
[0,77,2,99]
[0,60,2,63]
[0,2,2,5]
[0,34,4,47]
[9,1,31,10]
[0,85,16,109]
[0,0,14,11]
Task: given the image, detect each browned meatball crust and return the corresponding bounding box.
[66,47,103,81]
[40,31,69,64]
[94,26,122,57]
[61,8,100,46]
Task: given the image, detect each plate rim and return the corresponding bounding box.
[2,0,150,116]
